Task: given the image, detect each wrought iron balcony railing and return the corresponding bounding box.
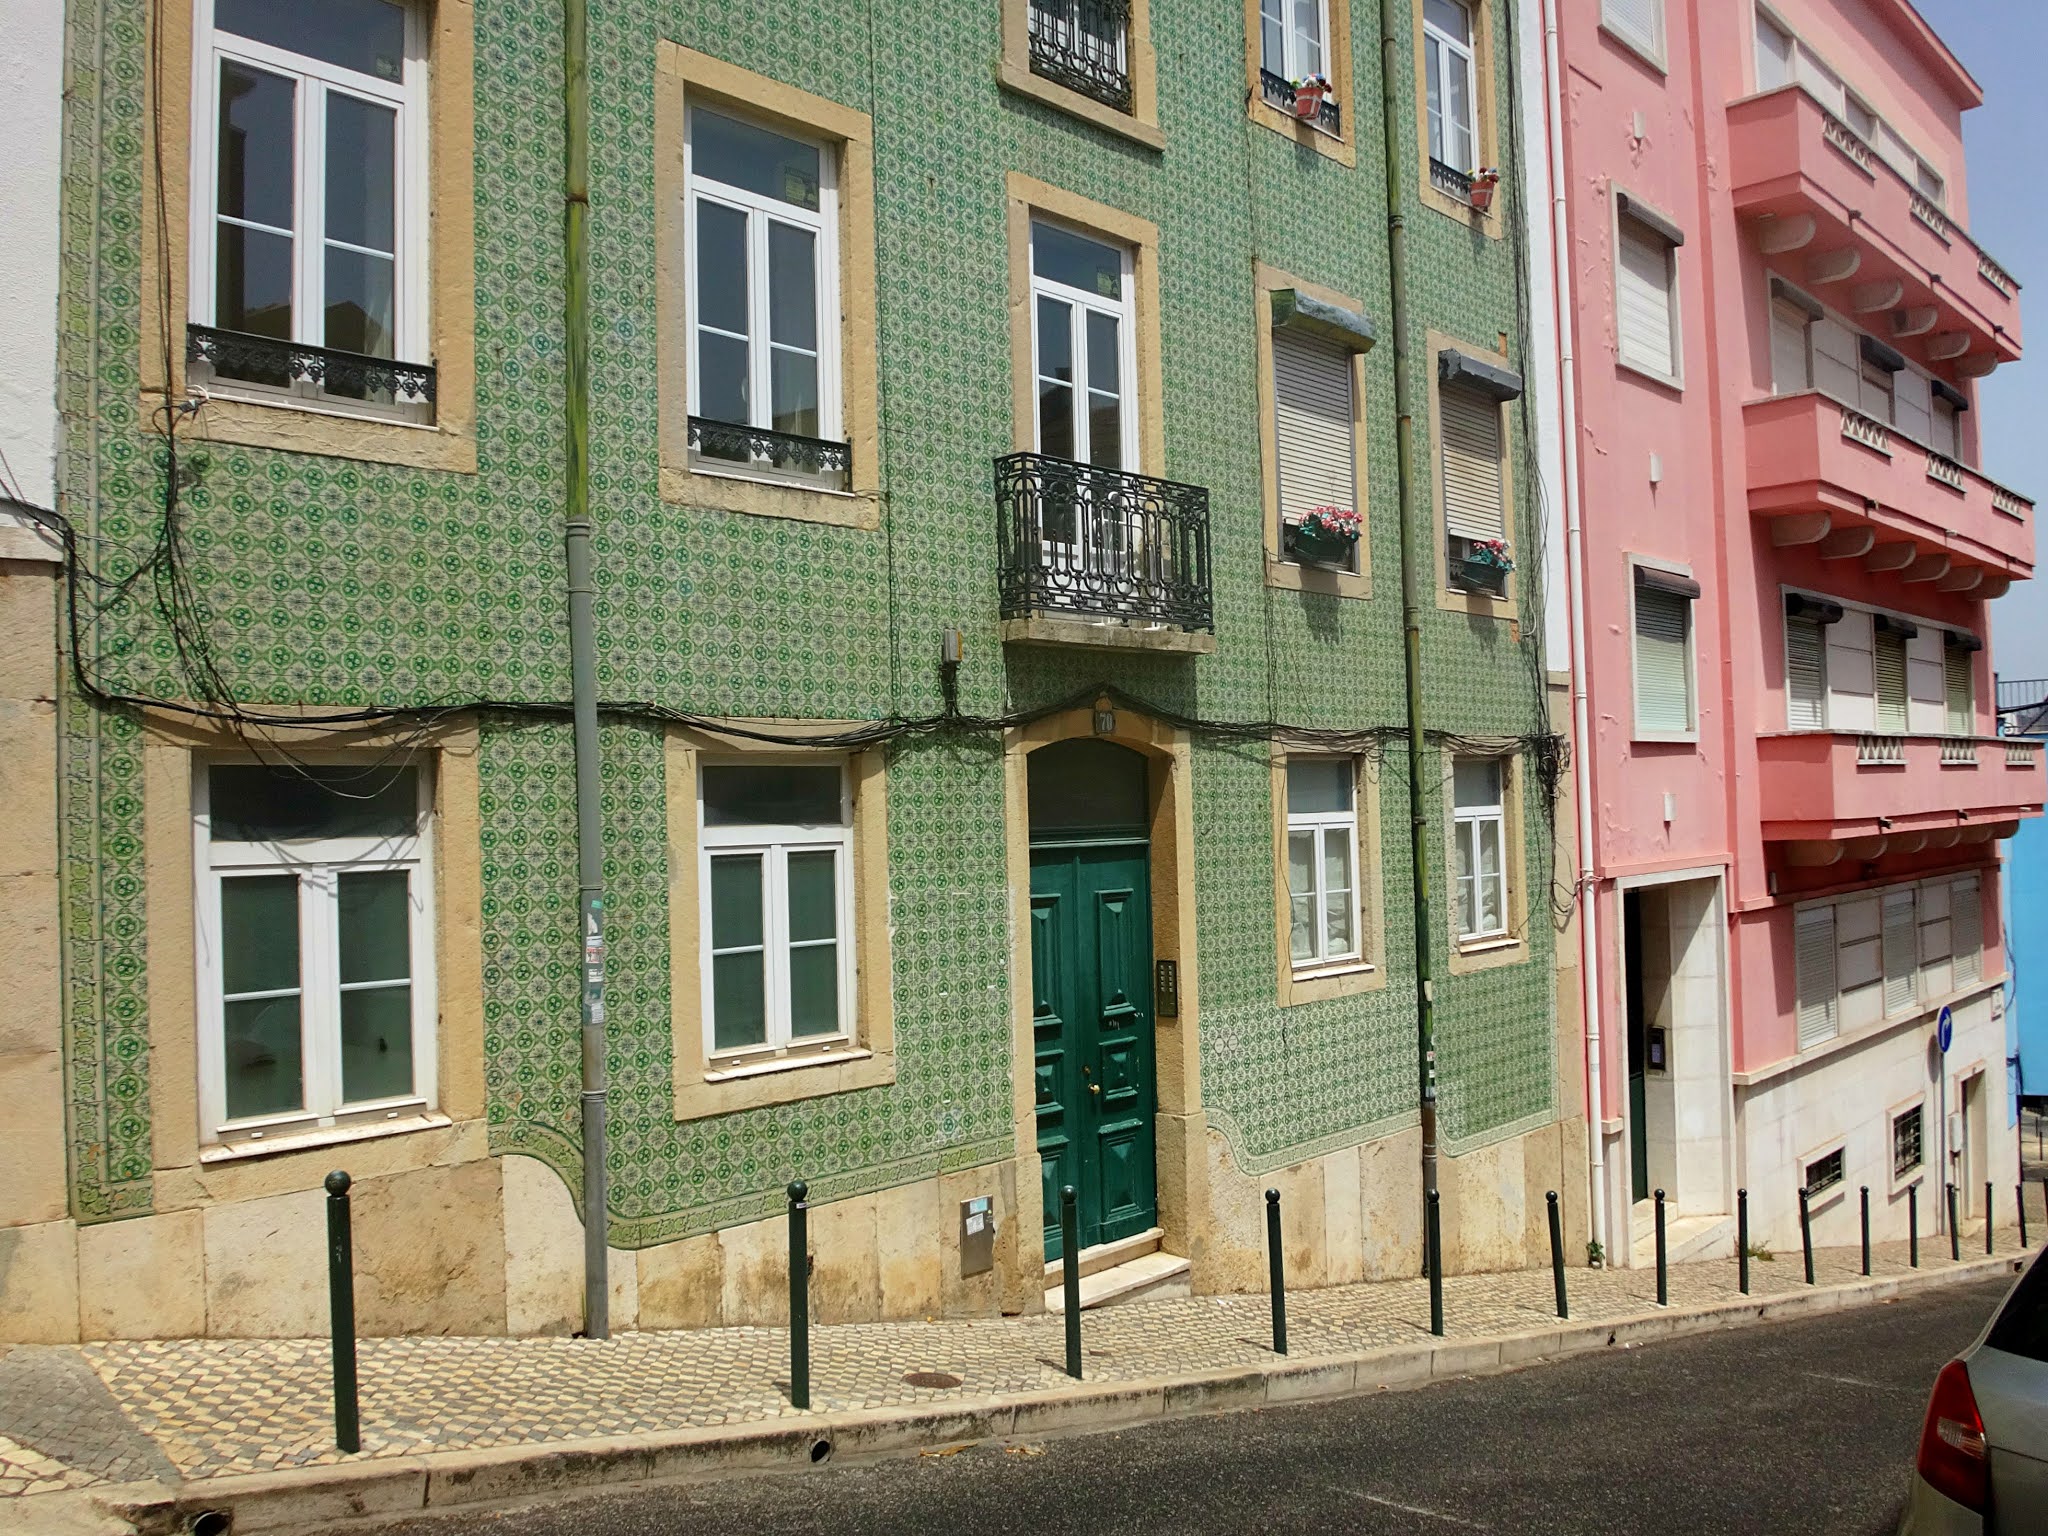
[1257,69,1341,135]
[186,325,435,414]
[1429,158,1473,202]
[1027,0,1132,113]
[688,415,852,487]
[995,451,1213,633]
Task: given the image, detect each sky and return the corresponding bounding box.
[1912,1,2048,684]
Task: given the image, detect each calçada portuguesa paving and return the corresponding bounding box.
[0,1208,2039,1506]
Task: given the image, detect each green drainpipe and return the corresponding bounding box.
[564,0,609,1339]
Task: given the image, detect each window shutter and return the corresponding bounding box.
[1602,0,1662,56]
[1796,907,1838,1050]
[1617,221,1676,377]
[1634,586,1693,733]
[1883,889,1918,1015]
[1274,330,1356,526]
[1770,301,1812,395]
[1933,398,1961,458]
[1813,317,1860,403]
[1755,15,1793,89]
[1874,631,1909,733]
[1440,386,1504,541]
[1787,618,1827,728]
[1953,878,1981,986]
[1894,369,1932,446]
[1944,646,1973,735]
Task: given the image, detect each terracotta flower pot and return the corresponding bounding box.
[1293,85,1325,120]
[1469,180,1496,213]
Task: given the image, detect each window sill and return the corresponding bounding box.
[1280,958,1384,1006]
[995,60,1164,151]
[1266,555,1371,599]
[705,1046,871,1084]
[1633,730,1699,746]
[1456,934,1519,956]
[1598,22,1668,76]
[153,390,477,474]
[197,385,437,430]
[659,460,881,530]
[1247,95,1356,167]
[1617,359,1685,394]
[1293,959,1372,983]
[200,1109,451,1165]
[677,1041,896,1120]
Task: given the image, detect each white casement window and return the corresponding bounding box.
[1874,623,1910,734]
[1944,641,1975,736]
[1632,567,1697,736]
[1882,886,1919,1017]
[699,762,857,1061]
[1794,904,1838,1050]
[1786,615,1829,729]
[1274,328,1357,569]
[1452,757,1509,942]
[1893,1103,1924,1179]
[1617,215,1680,381]
[1030,219,1137,471]
[1952,875,1983,987]
[188,0,428,410]
[685,106,842,469]
[1261,0,1329,85]
[1601,0,1664,62]
[1286,757,1360,970]
[1423,0,1479,175]
[196,762,435,1144]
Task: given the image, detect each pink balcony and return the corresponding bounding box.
[1745,392,2033,591]
[1756,731,2044,861]
[1728,87,2020,371]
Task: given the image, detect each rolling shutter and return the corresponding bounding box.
[1440,385,1504,541]
[1617,220,1677,378]
[1953,877,1982,986]
[1883,888,1918,1015]
[1601,0,1662,55]
[1274,330,1357,527]
[1796,906,1838,1050]
[1787,617,1827,728]
[1944,646,1973,735]
[1874,630,1909,733]
[1813,316,1860,404]
[1634,586,1693,733]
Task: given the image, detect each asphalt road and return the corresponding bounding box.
[361,1278,2015,1536]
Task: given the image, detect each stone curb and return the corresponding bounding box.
[88,1252,2028,1535]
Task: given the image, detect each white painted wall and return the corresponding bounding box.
[0,0,66,516]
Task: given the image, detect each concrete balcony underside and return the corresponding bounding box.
[1757,731,2044,861]
[1745,392,2034,589]
[1728,87,2021,369]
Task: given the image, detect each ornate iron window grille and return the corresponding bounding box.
[1027,0,1133,113]
[1429,158,1473,203]
[1257,69,1342,136]
[186,324,435,406]
[995,451,1213,633]
[687,416,852,484]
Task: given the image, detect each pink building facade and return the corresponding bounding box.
[1541,0,2044,1266]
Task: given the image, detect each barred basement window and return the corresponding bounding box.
[1805,1148,1845,1197]
[1893,1104,1924,1179]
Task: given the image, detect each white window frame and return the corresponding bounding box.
[187,0,430,398]
[1601,0,1665,68]
[1028,217,1139,471]
[1423,0,1479,175]
[1260,0,1331,85]
[697,760,858,1065]
[194,760,437,1146]
[683,106,844,456]
[1452,755,1510,944]
[1286,756,1363,973]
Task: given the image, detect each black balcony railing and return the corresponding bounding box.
[995,452,1213,632]
[688,415,852,485]
[1027,0,1132,113]
[1429,158,1473,203]
[1257,69,1341,135]
[186,324,435,407]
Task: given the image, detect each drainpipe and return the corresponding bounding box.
[1377,0,1440,1232]
[1540,0,1607,1266]
[564,0,609,1339]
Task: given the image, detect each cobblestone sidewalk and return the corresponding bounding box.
[0,1218,2036,1499]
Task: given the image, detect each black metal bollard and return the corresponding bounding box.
[1654,1188,1668,1307]
[1426,1188,1444,1338]
[1737,1188,1750,1296]
[787,1181,810,1410]
[1798,1185,1814,1286]
[1986,1182,1995,1256]
[2020,1184,2031,1250]
[1265,1189,1288,1356]
[324,1171,360,1454]
[1948,1182,1961,1262]
[1061,1186,1082,1380]
[1547,1190,1568,1320]
[1860,1186,1871,1277]
[1909,1182,1920,1268]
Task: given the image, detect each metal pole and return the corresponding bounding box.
[563,0,608,1342]
[1654,1188,1667,1307]
[1986,1181,1995,1256]
[1799,1186,1814,1286]
[1265,1189,1288,1356]
[1547,1190,1567,1320]
[1061,1186,1082,1379]
[324,1171,359,1454]
[1947,1182,1960,1262]
[2020,1183,2030,1250]
[1909,1182,1920,1268]
[1426,1188,1444,1338]
[1737,1187,1749,1296]
[1860,1186,1871,1277]
[787,1181,809,1410]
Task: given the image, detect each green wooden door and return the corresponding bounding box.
[1031,841,1157,1261]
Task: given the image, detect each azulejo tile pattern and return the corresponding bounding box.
[55,0,1558,1237]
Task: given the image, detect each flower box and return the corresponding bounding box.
[1449,554,1509,596]
[1289,504,1360,566]
[1291,75,1330,121]
[1467,167,1501,214]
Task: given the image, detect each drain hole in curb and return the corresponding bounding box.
[902,1371,963,1389]
[810,1438,833,1464]
[190,1514,234,1536]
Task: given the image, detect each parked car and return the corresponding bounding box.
[1900,1250,2048,1533]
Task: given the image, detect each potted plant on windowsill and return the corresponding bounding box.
[1291,73,1331,120]
[1450,537,1513,594]
[1467,166,1501,213]
[1289,504,1361,566]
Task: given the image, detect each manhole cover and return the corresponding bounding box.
[902,1370,964,1389]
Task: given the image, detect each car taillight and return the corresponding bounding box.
[1916,1359,1989,1514]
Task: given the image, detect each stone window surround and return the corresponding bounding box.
[1428,328,1521,624]
[142,0,478,473]
[1412,0,1501,236]
[655,43,883,531]
[998,0,1164,152]
[1271,742,1387,1007]
[665,724,895,1122]
[1442,746,1529,976]
[1240,0,1357,167]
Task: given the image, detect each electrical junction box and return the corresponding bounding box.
[959,1197,995,1277]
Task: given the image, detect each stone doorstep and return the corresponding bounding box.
[1041,1226,1164,1290]
[86,1254,2029,1536]
[1042,1250,1192,1314]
